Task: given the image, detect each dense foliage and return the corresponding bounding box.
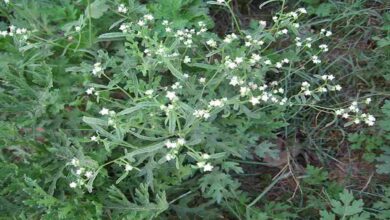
[0,0,389,219]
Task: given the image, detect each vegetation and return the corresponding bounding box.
[0,0,389,219]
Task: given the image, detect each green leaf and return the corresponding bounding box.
[254,141,280,159]
[85,0,109,19]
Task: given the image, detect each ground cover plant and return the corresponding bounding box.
[0,0,389,219]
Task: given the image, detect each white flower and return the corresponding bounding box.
[166,91,177,101]
[201,153,210,159]
[199,77,206,84]
[217,0,225,3]
[209,99,224,108]
[264,60,272,65]
[85,171,93,179]
[249,54,261,64]
[260,93,269,101]
[365,98,372,104]
[301,81,310,88]
[259,20,267,28]
[318,87,327,93]
[240,87,250,96]
[118,4,128,13]
[312,55,321,64]
[319,44,329,52]
[326,31,332,37]
[75,26,81,32]
[193,109,210,119]
[86,87,95,95]
[282,58,289,64]
[281,29,288,34]
[90,136,98,142]
[76,168,84,175]
[145,89,154,96]
[177,138,186,146]
[335,85,342,91]
[125,164,133,171]
[137,20,145,27]
[144,14,154,21]
[206,39,217,47]
[250,96,260,106]
[304,90,312,96]
[229,76,239,86]
[203,112,210,119]
[71,158,79,166]
[223,33,238,43]
[342,113,349,119]
[197,161,205,168]
[235,57,244,64]
[184,56,191,64]
[203,163,214,172]
[275,62,282,68]
[69,182,77,188]
[99,108,110,115]
[226,60,238,69]
[165,140,178,149]
[92,62,103,75]
[298,8,307,14]
[354,118,361,124]
[335,109,344,115]
[165,153,175,161]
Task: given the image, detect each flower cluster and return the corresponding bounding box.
[0,25,29,40]
[68,158,94,189]
[92,62,104,76]
[335,99,376,126]
[164,138,186,161]
[99,108,116,126]
[196,153,213,172]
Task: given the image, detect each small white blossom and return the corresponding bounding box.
[365,98,372,104]
[86,87,95,95]
[199,77,206,84]
[240,87,250,97]
[92,62,103,75]
[166,91,177,101]
[145,89,154,96]
[209,99,224,108]
[165,153,175,161]
[90,136,98,142]
[319,44,329,52]
[203,163,214,172]
[201,153,210,159]
[125,164,133,171]
[184,56,191,64]
[177,138,186,146]
[298,8,307,14]
[99,108,110,116]
[206,39,217,47]
[165,140,178,149]
[144,14,154,21]
[229,76,239,86]
[71,158,79,166]
[69,182,77,188]
[85,171,93,179]
[250,96,260,105]
[335,109,344,115]
[117,4,128,13]
[312,55,321,64]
